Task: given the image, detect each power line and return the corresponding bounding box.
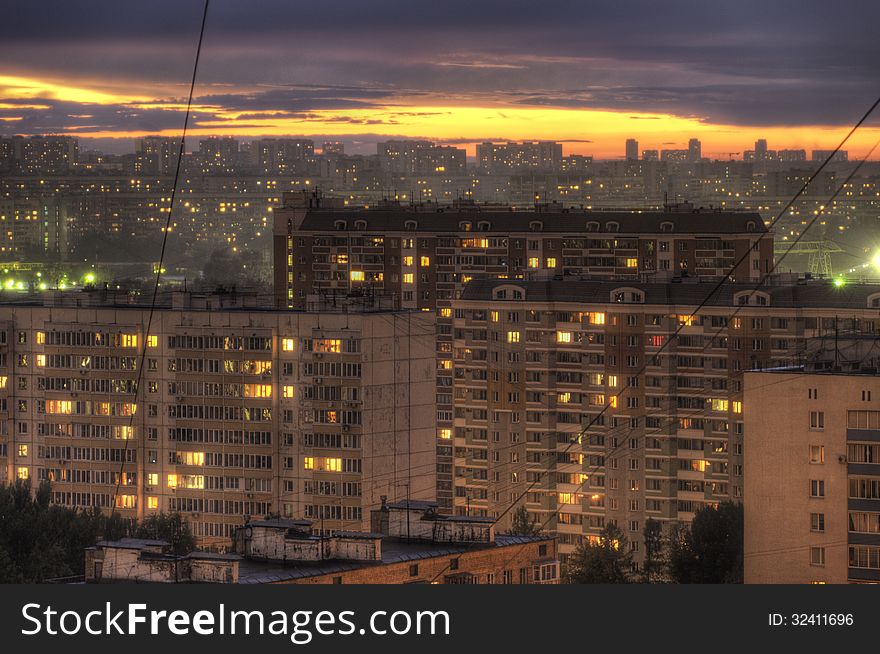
[111,0,210,514]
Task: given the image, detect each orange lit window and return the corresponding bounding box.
[281,338,295,352]
[244,383,272,398]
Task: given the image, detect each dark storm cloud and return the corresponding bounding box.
[1,0,879,132]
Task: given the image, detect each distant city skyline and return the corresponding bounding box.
[2,1,880,158]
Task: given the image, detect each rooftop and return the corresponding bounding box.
[459,276,880,309]
[236,534,553,584]
[294,208,766,235]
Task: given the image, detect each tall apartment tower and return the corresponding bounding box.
[272,190,774,514]
[688,138,702,163]
[745,366,880,583]
[449,277,880,565]
[625,139,639,161]
[0,291,436,547]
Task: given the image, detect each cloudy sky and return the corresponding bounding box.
[1,0,879,157]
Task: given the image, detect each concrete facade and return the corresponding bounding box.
[745,370,880,583]
[0,290,436,545]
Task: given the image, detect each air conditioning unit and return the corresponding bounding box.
[314,378,323,385]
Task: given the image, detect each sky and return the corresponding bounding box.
[1,0,880,158]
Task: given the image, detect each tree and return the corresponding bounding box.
[135,513,196,555]
[642,518,664,583]
[669,502,743,583]
[0,479,196,582]
[508,505,541,536]
[565,523,633,584]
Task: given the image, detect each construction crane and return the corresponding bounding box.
[777,240,844,277]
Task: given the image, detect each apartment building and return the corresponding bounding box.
[272,190,773,512]
[448,276,880,564]
[0,290,436,546]
[745,368,880,583]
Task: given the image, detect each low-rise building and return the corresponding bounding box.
[86,500,559,584]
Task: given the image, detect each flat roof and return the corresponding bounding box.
[237,534,553,584]
[459,277,880,309]
[296,209,766,235]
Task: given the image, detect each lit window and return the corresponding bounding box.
[420,256,430,267]
[179,475,205,489]
[626,258,638,268]
[403,273,414,284]
[147,473,159,486]
[710,399,729,412]
[558,492,580,505]
[304,457,315,470]
[0,376,6,389]
[17,444,27,457]
[438,428,452,440]
[112,425,134,440]
[244,384,272,398]
[732,401,743,414]
[678,314,697,326]
[167,474,178,488]
[282,385,294,398]
[177,451,205,466]
[607,375,618,387]
[350,270,364,281]
[147,335,158,347]
[35,331,45,344]
[314,339,341,353]
[528,257,539,269]
[282,338,295,352]
[546,257,557,268]
[121,334,138,348]
[35,354,45,367]
[115,495,136,509]
[17,467,28,480]
[403,255,414,266]
[46,400,73,414]
[558,392,572,404]
[507,331,521,343]
[588,312,605,325]
[490,311,499,322]
[147,497,159,510]
[609,396,618,409]
[439,308,452,318]
[556,331,572,343]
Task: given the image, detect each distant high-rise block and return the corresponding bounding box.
[688,138,702,163]
[625,138,639,161]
